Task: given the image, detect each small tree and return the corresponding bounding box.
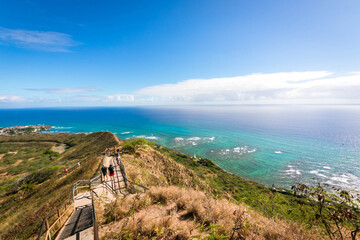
[292,183,360,240]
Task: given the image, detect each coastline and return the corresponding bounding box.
[2,108,360,193]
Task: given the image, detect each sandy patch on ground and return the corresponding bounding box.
[12,159,23,166]
[0,154,5,160]
[51,144,67,154]
[8,151,18,154]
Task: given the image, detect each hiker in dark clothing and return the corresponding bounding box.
[108,164,115,179]
[101,165,108,181]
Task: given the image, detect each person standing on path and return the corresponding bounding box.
[101,165,108,181]
[108,164,115,188]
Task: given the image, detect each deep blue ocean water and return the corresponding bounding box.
[0,105,359,191]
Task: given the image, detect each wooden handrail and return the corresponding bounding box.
[37,152,148,240]
[37,198,73,240]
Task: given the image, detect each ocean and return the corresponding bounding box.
[0,105,359,192]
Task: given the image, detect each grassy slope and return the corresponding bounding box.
[154,145,318,224]
[99,186,322,240]
[120,142,316,225]
[0,132,119,239]
[98,140,324,239]
[0,135,354,239]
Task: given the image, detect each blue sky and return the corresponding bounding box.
[1,0,360,107]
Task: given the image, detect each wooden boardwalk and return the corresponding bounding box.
[56,192,94,240]
[55,155,127,240]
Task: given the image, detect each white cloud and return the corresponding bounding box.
[135,71,360,104]
[105,94,135,102]
[26,87,99,94]
[0,95,26,102]
[0,27,80,52]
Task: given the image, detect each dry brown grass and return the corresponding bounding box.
[99,186,324,240]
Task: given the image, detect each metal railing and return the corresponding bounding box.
[72,180,90,200]
[90,173,117,198]
[127,180,148,194]
[114,153,148,194]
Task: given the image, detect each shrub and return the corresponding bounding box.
[292,183,360,240]
[21,165,63,185]
[122,138,153,153]
[65,141,78,148]
[43,149,59,156]
[22,182,36,192]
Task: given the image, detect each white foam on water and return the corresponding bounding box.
[121,131,130,134]
[174,137,184,142]
[192,142,197,146]
[330,176,348,183]
[187,137,201,141]
[204,136,215,141]
[323,166,331,169]
[134,135,159,140]
[284,168,302,176]
[326,173,360,192]
[145,136,158,140]
[274,151,282,154]
[52,126,73,129]
[310,170,327,178]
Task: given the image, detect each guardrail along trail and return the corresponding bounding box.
[38,151,147,240]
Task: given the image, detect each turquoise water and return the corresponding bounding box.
[0,105,359,191]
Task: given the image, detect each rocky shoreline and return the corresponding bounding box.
[0,125,51,135]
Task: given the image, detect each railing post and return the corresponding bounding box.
[45,219,50,240]
[57,209,61,225]
[45,219,49,232]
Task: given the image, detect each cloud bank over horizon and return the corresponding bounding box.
[135,71,360,105]
[1,71,360,107]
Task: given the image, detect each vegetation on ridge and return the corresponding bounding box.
[99,186,322,240]
[101,139,359,239]
[0,131,120,239]
[0,134,359,239]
